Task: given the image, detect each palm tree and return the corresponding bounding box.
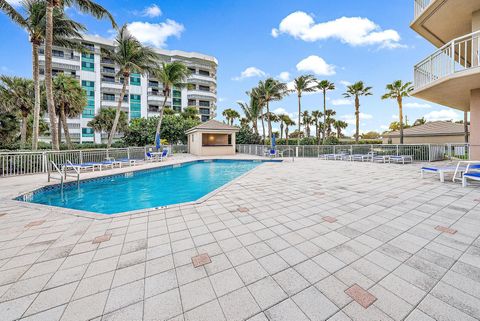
[103,25,158,148]
[311,110,323,144]
[333,120,348,139]
[42,0,115,150]
[153,61,191,146]
[52,74,86,148]
[381,80,414,144]
[464,111,469,143]
[88,108,128,144]
[182,106,199,120]
[238,92,262,134]
[324,109,337,137]
[222,108,240,125]
[278,114,292,140]
[0,76,34,148]
[283,116,295,146]
[254,78,290,146]
[0,0,85,150]
[343,81,373,143]
[316,80,335,144]
[293,75,316,145]
[301,111,313,137]
[250,88,266,144]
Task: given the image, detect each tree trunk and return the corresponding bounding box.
[31,42,41,150]
[297,95,301,146]
[280,123,284,140]
[45,2,59,150]
[398,97,404,144]
[464,111,469,143]
[261,115,265,145]
[252,119,258,135]
[155,94,169,147]
[60,103,72,149]
[322,90,327,144]
[20,115,27,149]
[285,127,289,146]
[355,96,360,144]
[266,101,272,146]
[57,114,62,146]
[108,78,128,148]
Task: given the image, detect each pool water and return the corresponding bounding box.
[19,160,265,214]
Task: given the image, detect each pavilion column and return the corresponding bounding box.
[470,89,480,160]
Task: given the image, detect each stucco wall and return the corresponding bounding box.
[188,131,236,156]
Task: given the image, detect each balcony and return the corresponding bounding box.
[411,0,480,47]
[412,30,480,110]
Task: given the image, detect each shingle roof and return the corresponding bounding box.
[383,121,468,138]
[185,119,239,133]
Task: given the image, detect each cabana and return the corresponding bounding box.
[186,120,239,156]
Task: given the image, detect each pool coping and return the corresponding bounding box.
[9,158,283,220]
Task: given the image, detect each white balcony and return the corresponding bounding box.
[413,30,480,110]
[187,90,216,100]
[412,0,480,47]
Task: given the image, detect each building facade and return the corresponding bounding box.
[411,0,480,158]
[38,35,218,144]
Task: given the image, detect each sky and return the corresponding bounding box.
[1,0,464,136]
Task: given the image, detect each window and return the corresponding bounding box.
[199,100,210,107]
[199,108,210,115]
[172,90,181,98]
[82,43,94,51]
[201,115,210,122]
[188,99,196,106]
[130,94,141,119]
[102,76,115,83]
[102,93,115,101]
[148,80,159,87]
[130,73,141,86]
[198,69,209,76]
[82,128,94,137]
[82,81,95,118]
[102,67,115,74]
[52,50,64,58]
[228,134,232,145]
[173,106,181,112]
[199,85,210,92]
[173,98,181,106]
[82,61,94,72]
[188,67,196,73]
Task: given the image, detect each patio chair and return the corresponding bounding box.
[159,149,169,161]
[145,152,156,162]
[389,155,413,164]
[372,155,391,163]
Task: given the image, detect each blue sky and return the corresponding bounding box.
[1,0,463,135]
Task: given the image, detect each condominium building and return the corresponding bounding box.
[411,0,480,158]
[38,34,218,144]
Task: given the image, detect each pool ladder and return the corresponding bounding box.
[47,160,80,189]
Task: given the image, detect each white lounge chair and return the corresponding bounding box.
[372,155,391,163]
[389,155,413,164]
[421,165,465,183]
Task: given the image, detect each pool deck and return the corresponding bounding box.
[0,155,480,321]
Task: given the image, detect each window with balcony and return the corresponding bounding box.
[148,105,159,112]
[148,80,159,87]
[102,67,115,74]
[102,76,115,83]
[188,67,196,74]
[201,115,210,122]
[199,69,210,76]
[53,50,64,58]
[82,43,94,52]
[199,85,210,92]
[188,99,196,106]
[81,61,94,72]
[102,93,115,101]
[199,108,210,115]
[199,100,210,107]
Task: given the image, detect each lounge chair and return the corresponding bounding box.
[101,159,121,168]
[372,155,390,163]
[389,155,413,164]
[63,162,96,172]
[118,158,141,166]
[463,172,480,187]
[421,165,462,183]
[349,154,373,162]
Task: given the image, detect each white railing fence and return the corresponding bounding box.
[414,0,432,19]
[0,145,188,177]
[415,30,480,89]
[237,144,467,162]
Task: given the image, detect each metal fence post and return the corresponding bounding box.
[42,152,47,173]
[127,147,130,160]
[79,150,83,164]
[295,147,299,158]
[396,145,399,156]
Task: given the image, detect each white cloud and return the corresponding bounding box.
[272,107,294,118]
[142,4,162,18]
[424,109,462,121]
[341,113,373,125]
[403,102,432,109]
[340,80,351,87]
[296,55,335,76]
[272,12,403,49]
[127,20,184,48]
[232,67,266,81]
[332,99,352,106]
[277,72,290,81]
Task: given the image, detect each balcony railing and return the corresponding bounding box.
[414,0,432,19]
[414,30,480,90]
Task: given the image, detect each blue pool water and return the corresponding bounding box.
[18,160,267,214]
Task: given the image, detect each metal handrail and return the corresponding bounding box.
[48,161,64,188]
[64,160,80,183]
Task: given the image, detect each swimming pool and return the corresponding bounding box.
[17,160,274,215]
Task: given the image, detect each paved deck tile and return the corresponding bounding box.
[0,158,480,320]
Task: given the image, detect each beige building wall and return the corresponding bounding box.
[188,131,236,156]
[382,135,468,144]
